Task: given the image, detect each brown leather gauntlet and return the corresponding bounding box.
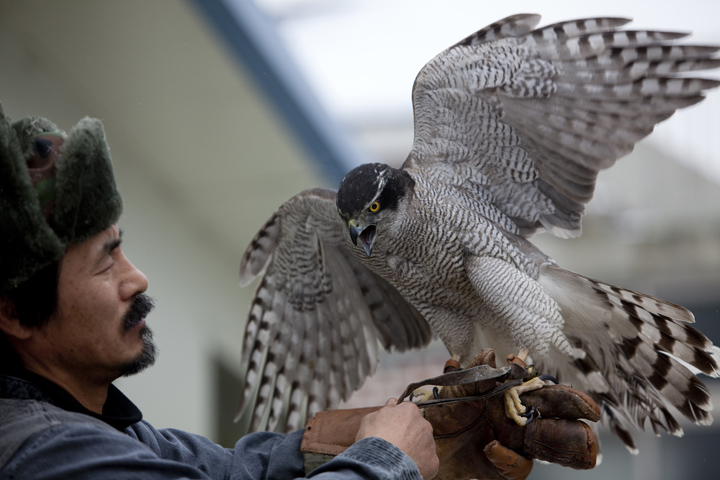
[301,350,600,480]
[301,406,382,473]
[426,384,599,480]
[301,406,381,455]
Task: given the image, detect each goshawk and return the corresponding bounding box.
[237,14,720,452]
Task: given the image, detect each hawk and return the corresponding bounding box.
[237,13,720,451]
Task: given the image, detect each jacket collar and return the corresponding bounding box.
[0,369,142,431]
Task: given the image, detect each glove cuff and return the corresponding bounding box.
[301,406,382,473]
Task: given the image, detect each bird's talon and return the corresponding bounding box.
[432,386,440,400]
[504,376,546,426]
[538,374,558,384]
[521,406,536,423]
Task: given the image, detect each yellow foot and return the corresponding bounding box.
[409,387,436,403]
[504,349,541,426]
[504,376,545,426]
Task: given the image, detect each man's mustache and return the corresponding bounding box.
[123,293,155,331]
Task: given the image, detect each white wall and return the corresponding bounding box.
[0,0,321,440]
[112,156,250,437]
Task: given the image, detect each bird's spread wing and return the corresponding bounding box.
[237,188,432,432]
[405,14,720,238]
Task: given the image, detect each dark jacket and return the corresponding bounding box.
[0,372,421,480]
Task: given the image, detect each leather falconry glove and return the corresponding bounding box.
[301,348,600,480]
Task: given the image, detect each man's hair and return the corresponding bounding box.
[0,261,59,370]
[3,260,60,328]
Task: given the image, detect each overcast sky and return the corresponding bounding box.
[254,0,720,181]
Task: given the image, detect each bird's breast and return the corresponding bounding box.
[362,228,481,312]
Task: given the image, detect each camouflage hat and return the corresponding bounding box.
[0,103,123,292]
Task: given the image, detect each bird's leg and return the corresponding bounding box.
[444,354,462,373]
[504,349,545,426]
[409,355,463,403]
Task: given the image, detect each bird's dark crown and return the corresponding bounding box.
[336,163,414,217]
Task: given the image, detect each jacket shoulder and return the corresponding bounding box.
[0,398,116,468]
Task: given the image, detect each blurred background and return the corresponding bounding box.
[1,1,719,478]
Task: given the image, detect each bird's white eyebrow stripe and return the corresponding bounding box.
[370,169,390,204]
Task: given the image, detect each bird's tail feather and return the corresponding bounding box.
[538,264,719,452]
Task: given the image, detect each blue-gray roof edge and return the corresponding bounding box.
[188,0,369,185]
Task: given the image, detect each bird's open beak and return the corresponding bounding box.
[348,220,376,257]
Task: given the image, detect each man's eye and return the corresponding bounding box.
[98,261,114,274]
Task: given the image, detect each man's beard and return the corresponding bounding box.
[117,293,157,377]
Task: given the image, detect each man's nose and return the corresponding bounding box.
[119,256,148,301]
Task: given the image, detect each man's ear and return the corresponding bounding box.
[0,296,33,340]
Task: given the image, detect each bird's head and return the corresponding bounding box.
[336,163,414,257]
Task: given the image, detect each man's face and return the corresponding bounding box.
[39,224,155,383]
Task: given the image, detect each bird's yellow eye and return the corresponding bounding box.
[369,201,380,213]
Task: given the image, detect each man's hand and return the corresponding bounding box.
[356,398,439,480]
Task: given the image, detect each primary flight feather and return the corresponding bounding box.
[237,13,720,451]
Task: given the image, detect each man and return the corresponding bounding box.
[0,107,597,480]
[0,107,438,480]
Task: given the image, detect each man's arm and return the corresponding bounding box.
[1,424,212,480]
[3,414,429,480]
[136,417,430,480]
